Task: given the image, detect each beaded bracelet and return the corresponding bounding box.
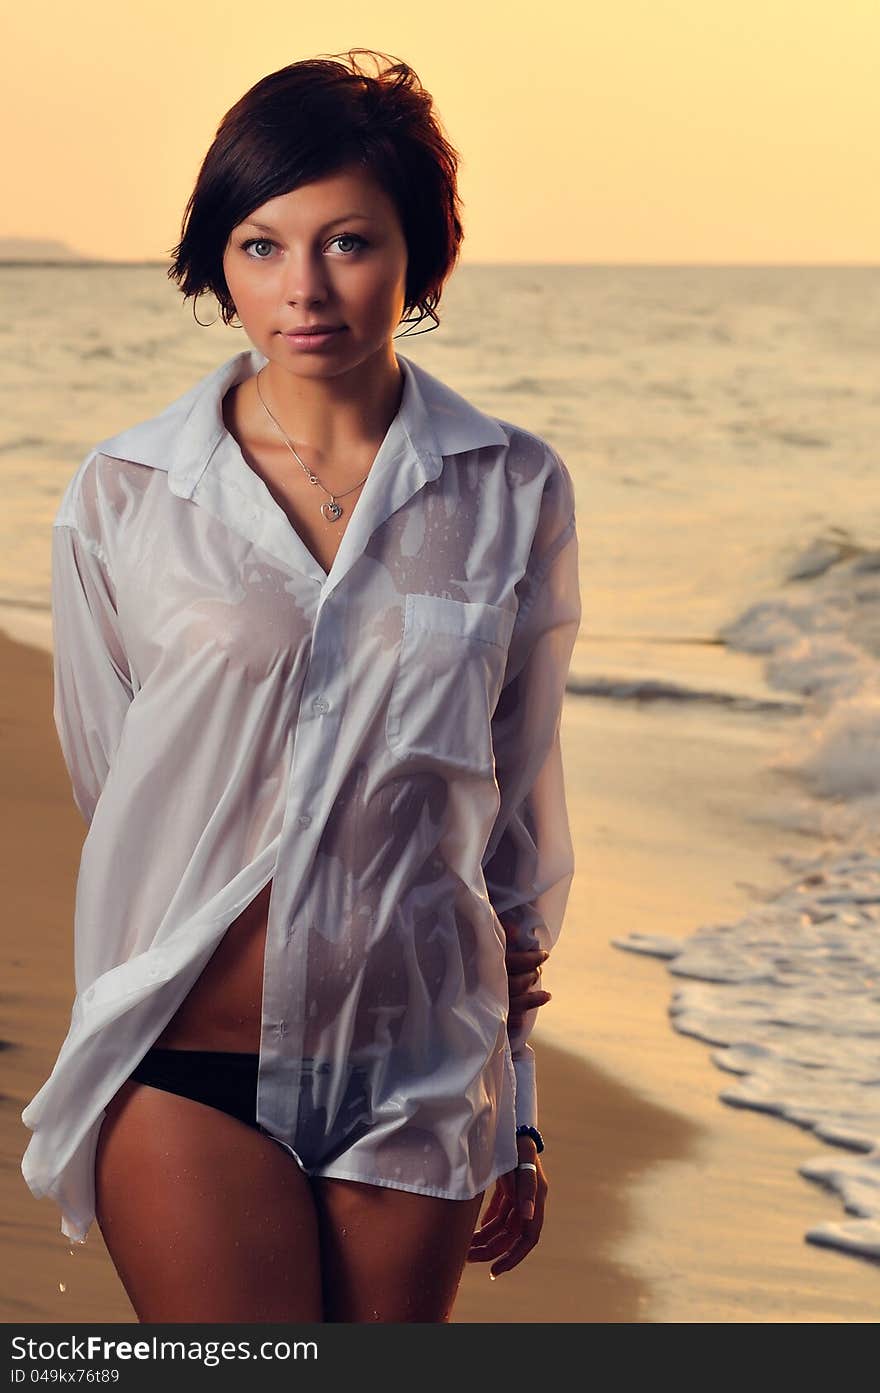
[515,1123,544,1154]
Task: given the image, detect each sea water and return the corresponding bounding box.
[2,259,878,1265]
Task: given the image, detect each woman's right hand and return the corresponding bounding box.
[466,1131,548,1276]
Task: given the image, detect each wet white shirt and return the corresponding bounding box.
[20,346,581,1245]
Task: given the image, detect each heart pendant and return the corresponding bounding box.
[321,500,343,522]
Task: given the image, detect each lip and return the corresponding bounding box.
[281,326,347,351]
[285,323,345,334]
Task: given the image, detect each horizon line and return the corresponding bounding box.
[1,258,879,269]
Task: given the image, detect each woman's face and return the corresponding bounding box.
[222,165,409,377]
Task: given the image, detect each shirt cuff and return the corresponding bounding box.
[513,1044,538,1131]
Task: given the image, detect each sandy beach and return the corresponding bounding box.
[2,626,878,1323]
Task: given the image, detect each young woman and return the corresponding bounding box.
[20,49,580,1323]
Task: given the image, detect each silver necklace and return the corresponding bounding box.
[254,367,370,523]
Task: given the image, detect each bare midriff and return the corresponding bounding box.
[153,880,272,1053]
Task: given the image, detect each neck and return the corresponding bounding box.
[255,340,403,458]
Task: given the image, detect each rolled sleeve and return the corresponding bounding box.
[482,450,581,1131]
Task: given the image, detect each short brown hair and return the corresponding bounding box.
[167,49,464,336]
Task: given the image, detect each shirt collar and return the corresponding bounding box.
[95,346,508,499]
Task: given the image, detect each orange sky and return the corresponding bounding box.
[7,1,879,263]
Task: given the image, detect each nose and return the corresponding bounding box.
[280,245,332,307]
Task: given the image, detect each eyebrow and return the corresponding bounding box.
[240,212,374,235]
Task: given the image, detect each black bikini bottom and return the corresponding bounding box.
[129,1047,262,1132]
[127,1046,374,1167]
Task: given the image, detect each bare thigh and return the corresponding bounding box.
[94,1079,323,1323]
[312,1176,485,1323]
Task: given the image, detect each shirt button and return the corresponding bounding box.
[312,695,330,715]
[297,813,312,828]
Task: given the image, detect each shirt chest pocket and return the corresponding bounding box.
[386,593,516,775]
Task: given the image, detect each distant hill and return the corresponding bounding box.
[0,237,87,261]
[0,238,167,266]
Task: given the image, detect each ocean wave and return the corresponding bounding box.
[613,527,880,1266]
[566,671,803,713]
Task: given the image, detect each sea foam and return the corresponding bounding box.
[616,529,880,1264]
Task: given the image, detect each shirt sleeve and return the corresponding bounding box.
[50,520,135,825]
[481,448,581,1131]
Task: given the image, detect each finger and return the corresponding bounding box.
[468,1208,515,1252]
[472,1205,541,1272]
[468,1234,512,1262]
[504,947,547,967]
[469,1210,509,1247]
[506,970,536,996]
[504,948,549,971]
[516,1166,538,1221]
[469,1219,525,1263]
[490,1224,542,1277]
[509,989,552,1014]
[469,1187,516,1236]
[470,1178,512,1235]
[468,1199,519,1259]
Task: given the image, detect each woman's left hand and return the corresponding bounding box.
[505,944,551,1025]
[465,1133,547,1277]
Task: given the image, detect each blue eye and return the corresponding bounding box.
[239,233,367,259]
[240,238,274,259]
[329,233,368,254]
